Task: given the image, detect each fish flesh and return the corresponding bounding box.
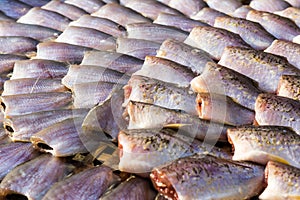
[167,0,207,17]
[156,39,214,75]
[0,54,27,74]
[255,93,300,135]
[204,0,242,15]
[0,36,38,56]
[259,161,300,200]
[185,26,250,60]
[65,0,105,13]
[228,125,300,168]
[277,75,300,101]
[191,62,262,110]
[150,154,264,200]
[249,0,290,12]
[0,0,31,19]
[191,7,228,26]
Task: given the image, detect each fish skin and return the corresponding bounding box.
[0,142,40,180]
[167,0,207,17]
[42,0,87,21]
[249,0,290,12]
[31,118,88,157]
[232,5,253,19]
[275,7,300,28]
[0,11,14,21]
[0,0,31,19]
[191,62,262,110]
[11,59,68,80]
[246,10,300,41]
[126,22,189,43]
[284,0,300,7]
[1,92,73,117]
[259,161,300,200]
[65,0,105,13]
[116,38,161,60]
[277,75,300,101]
[154,13,208,32]
[204,0,242,15]
[133,56,196,87]
[191,7,228,26]
[36,41,92,64]
[227,125,300,168]
[92,3,151,27]
[4,108,89,142]
[185,26,251,60]
[265,39,300,70]
[81,50,143,74]
[118,128,232,173]
[218,46,300,93]
[0,54,27,74]
[17,7,71,32]
[70,15,126,37]
[123,75,198,116]
[18,0,50,7]
[150,154,265,200]
[0,154,74,200]
[0,21,60,41]
[56,26,116,51]
[214,16,275,50]
[255,93,300,135]
[125,101,230,142]
[100,176,156,200]
[196,93,255,126]
[0,36,38,55]
[156,39,214,75]
[43,166,120,200]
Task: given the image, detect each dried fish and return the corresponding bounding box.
[228,126,300,168]
[65,0,105,13]
[0,54,27,74]
[284,0,300,7]
[0,36,38,56]
[185,26,250,60]
[214,16,275,50]
[191,62,262,110]
[274,7,300,28]
[255,93,300,135]
[0,11,14,21]
[277,75,300,101]
[249,0,290,12]
[191,7,228,26]
[70,15,126,37]
[167,0,207,17]
[116,38,160,60]
[150,154,264,200]
[204,0,242,15]
[232,5,253,19]
[18,0,50,7]
[156,39,214,75]
[17,7,71,32]
[259,161,300,200]
[0,0,31,19]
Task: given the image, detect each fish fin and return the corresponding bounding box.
[163,123,192,128]
[97,148,120,171]
[268,155,290,165]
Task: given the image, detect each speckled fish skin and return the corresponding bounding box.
[1,92,72,117]
[17,7,71,32]
[191,7,228,26]
[249,0,290,12]
[191,62,262,110]
[118,128,232,173]
[116,38,161,60]
[133,56,195,87]
[185,26,250,60]
[43,166,120,200]
[65,0,105,13]
[125,101,230,142]
[277,75,300,101]
[0,0,31,19]
[4,108,89,142]
[196,93,255,126]
[0,142,39,180]
[81,51,143,74]
[36,42,92,64]
[246,10,300,41]
[122,0,181,20]
[70,15,126,37]
[154,13,208,32]
[275,7,300,28]
[156,39,214,75]
[92,3,151,27]
[100,176,156,200]
[55,26,116,51]
[265,39,300,70]
[0,54,27,74]
[126,22,189,43]
[218,46,300,93]
[61,65,129,90]
[214,16,275,50]
[0,154,74,200]
[0,21,60,41]
[42,0,87,21]
[232,5,253,19]
[123,75,198,116]
[255,93,300,135]
[31,117,87,157]
[259,161,300,200]
[150,154,265,200]
[167,0,207,17]
[0,36,38,56]
[204,0,242,15]
[228,126,300,168]
[11,59,68,80]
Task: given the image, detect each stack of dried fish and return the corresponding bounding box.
[0,0,299,199]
